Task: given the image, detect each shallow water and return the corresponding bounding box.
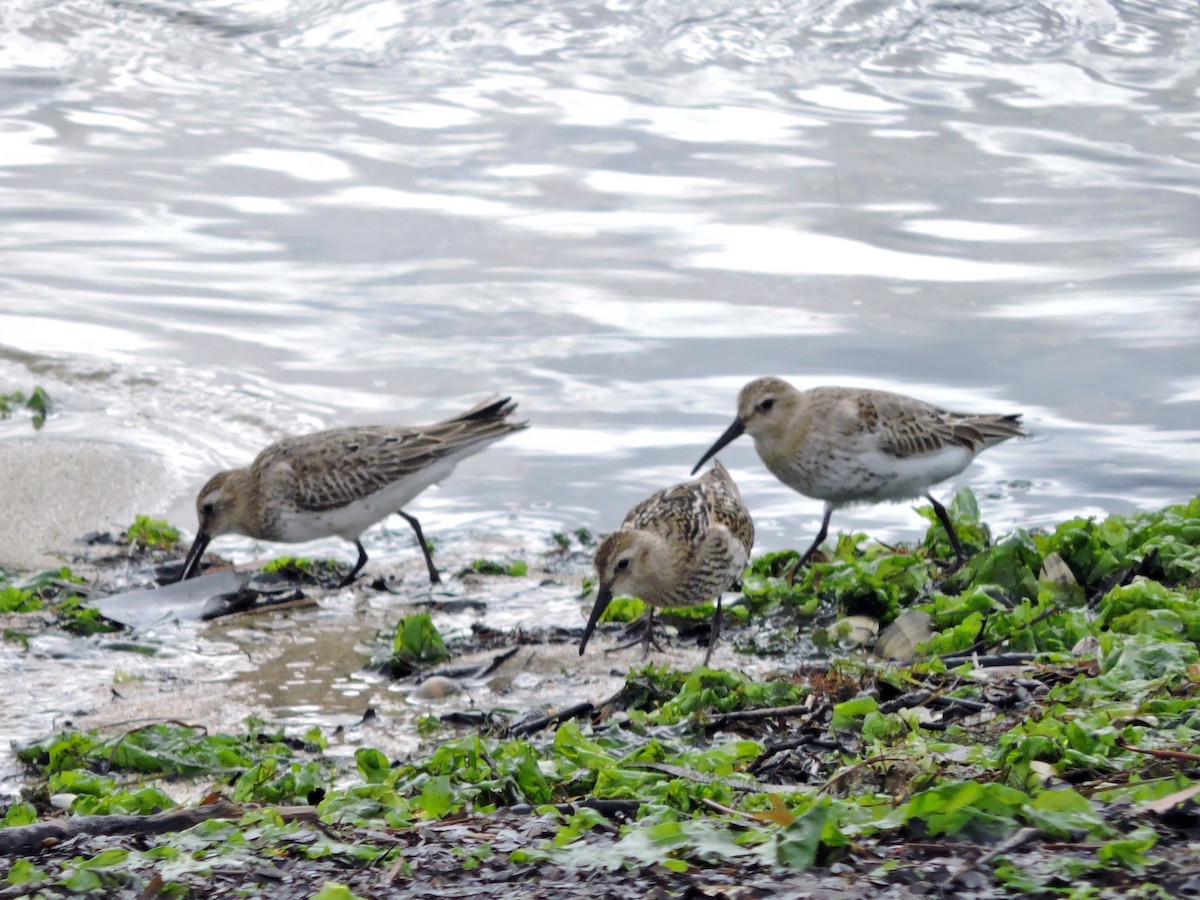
[1,0,1197,790]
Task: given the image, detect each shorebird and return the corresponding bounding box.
[692,378,1024,583]
[178,397,527,587]
[580,460,754,665]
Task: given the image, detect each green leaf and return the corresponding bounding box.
[597,595,645,624]
[355,748,391,784]
[0,386,51,429]
[1,802,37,827]
[513,744,551,805]
[61,869,104,893]
[553,720,615,770]
[125,515,182,551]
[466,559,506,575]
[310,883,367,900]
[6,858,45,885]
[1097,827,1158,870]
[417,775,457,818]
[902,781,1027,839]
[391,612,449,668]
[1025,789,1107,839]
[25,386,51,429]
[775,800,829,870]
[0,585,41,614]
[831,697,879,731]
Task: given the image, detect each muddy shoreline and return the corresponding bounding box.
[3,495,1200,898]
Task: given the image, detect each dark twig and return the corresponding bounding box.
[476,646,522,678]
[0,799,243,856]
[508,701,595,737]
[749,734,843,774]
[748,736,819,775]
[708,701,824,730]
[878,690,933,715]
[419,646,522,683]
[1117,741,1200,763]
[928,695,990,712]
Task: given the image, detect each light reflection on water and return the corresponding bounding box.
[1,0,1198,786]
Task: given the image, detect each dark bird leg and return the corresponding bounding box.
[784,503,834,586]
[639,607,657,660]
[398,510,442,585]
[610,611,665,654]
[339,540,369,588]
[927,494,968,570]
[703,595,723,667]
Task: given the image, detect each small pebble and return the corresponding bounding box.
[823,615,878,650]
[413,676,462,700]
[876,610,934,660]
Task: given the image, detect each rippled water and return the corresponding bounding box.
[3,0,1198,551]
[1,0,1198,783]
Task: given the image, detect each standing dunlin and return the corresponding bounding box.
[178,397,527,587]
[692,378,1024,582]
[580,460,754,665]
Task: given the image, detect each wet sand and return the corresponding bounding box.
[0,438,171,571]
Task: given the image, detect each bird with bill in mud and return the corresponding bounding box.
[580,460,754,665]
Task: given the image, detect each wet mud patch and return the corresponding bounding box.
[3,492,1200,896]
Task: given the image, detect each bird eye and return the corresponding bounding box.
[615,558,630,572]
[201,502,215,516]
[759,397,776,412]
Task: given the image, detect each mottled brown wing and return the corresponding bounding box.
[258,399,526,513]
[863,393,982,459]
[257,427,444,512]
[705,462,754,556]
[623,479,711,547]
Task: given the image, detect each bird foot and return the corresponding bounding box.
[929,557,969,591]
[930,555,968,574]
[783,550,826,586]
[607,619,665,654]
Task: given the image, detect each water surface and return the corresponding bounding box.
[1,0,1197,784]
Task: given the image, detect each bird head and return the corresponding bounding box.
[692,376,797,474]
[178,468,250,581]
[578,529,661,655]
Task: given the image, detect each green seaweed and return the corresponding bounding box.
[0,385,51,429]
[4,493,1199,895]
[124,515,181,551]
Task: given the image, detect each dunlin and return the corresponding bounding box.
[692,378,1024,582]
[178,397,527,587]
[580,460,754,665]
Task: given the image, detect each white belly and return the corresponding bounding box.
[804,446,975,504]
[274,455,461,542]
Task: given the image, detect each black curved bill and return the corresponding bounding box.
[691,417,746,475]
[178,531,212,582]
[578,583,614,656]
